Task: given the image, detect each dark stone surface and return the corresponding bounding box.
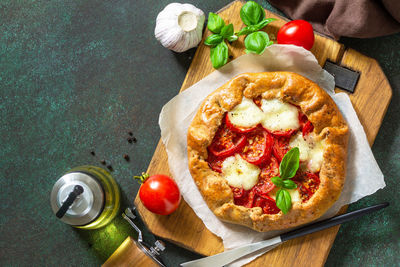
[0,0,398,266]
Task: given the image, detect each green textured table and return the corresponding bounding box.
[0,1,399,266]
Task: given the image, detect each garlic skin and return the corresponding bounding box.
[155,3,205,52]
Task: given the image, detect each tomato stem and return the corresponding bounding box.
[134,172,149,184]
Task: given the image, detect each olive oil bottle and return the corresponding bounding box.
[50,165,120,229]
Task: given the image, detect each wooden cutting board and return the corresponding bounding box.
[106,1,392,266]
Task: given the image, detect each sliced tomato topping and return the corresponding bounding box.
[298,110,314,137]
[271,129,297,138]
[246,189,256,208]
[209,121,247,157]
[302,121,314,137]
[231,186,280,214]
[225,113,258,134]
[298,110,308,126]
[253,96,262,108]
[206,151,225,173]
[272,136,290,163]
[232,187,245,198]
[254,195,280,214]
[240,128,273,166]
[293,171,320,202]
[254,156,280,195]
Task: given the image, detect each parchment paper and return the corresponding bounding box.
[159,45,386,266]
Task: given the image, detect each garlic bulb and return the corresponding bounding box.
[155,3,205,52]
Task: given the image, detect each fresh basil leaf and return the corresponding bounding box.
[227,35,238,42]
[271,176,284,187]
[283,179,297,189]
[237,18,277,36]
[279,147,300,179]
[244,31,271,54]
[207,12,225,33]
[254,18,277,31]
[210,41,228,69]
[240,1,265,26]
[236,25,257,36]
[204,34,223,46]
[276,189,292,214]
[220,24,234,38]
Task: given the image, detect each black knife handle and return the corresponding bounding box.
[281,202,389,242]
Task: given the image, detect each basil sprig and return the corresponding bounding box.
[244,31,273,54]
[210,42,228,69]
[237,1,276,54]
[240,1,266,26]
[236,18,277,36]
[207,12,225,34]
[271,147,300,214]
[204,13,237,69]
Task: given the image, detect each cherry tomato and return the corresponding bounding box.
[206,151,225,173]
[240,128,273,166]
[209,121,247,157]
[225,113,257,134]
[137,174,181,215]
[277,20,315,50]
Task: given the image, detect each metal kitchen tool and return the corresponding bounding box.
[180,202,389,267]
[323,61,360,93]
[50,165,120,229]
[122,207,167,267]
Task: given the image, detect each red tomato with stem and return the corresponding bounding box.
[277,20,315,50]
[135,173,181,215]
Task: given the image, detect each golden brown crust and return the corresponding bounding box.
[187,72,349,232]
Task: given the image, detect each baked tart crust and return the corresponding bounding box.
[187,72,349,232]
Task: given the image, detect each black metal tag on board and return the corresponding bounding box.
[323,61,360,93]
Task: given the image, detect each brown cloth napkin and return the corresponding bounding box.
[269,0,400,39]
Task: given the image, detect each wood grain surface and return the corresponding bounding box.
[119,1,393,266]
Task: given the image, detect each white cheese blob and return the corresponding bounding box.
[289,132,325,173]
[268,187,301,203]
[260,99,300,132]
[221,154,260,190]
[228,97,264,127]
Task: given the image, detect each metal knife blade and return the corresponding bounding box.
[180,236,281,267]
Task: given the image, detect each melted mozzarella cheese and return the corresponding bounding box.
[260,99,300,131]
[289,133,324,173]
[228,97,264,127]
[221,154,260,190]
[268,187,301,203]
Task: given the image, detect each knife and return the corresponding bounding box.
[180,202,389,267]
